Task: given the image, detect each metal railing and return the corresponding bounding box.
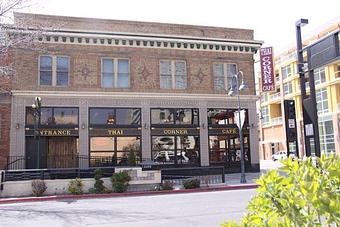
[269,92,281,100]
[5,155,143,170]
[271,116,283,125]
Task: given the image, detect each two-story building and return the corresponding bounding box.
[4,13,262,172]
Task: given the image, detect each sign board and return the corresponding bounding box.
[234,110,246,129]
[288,119,295,128]
[305,124,314,136]
[260,47,275,92]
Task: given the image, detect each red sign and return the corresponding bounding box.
[260,47,275,92]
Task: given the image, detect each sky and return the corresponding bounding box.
[16,0,340,54]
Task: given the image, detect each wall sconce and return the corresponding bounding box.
[15,123,20,129]
[143,123,148,129]
[81,123,86,129]
[201,123,206,129]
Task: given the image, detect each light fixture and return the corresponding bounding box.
[81,123,86,129]
[15,123,20,129]
[144,123,148,129]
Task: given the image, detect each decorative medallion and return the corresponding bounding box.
[139,64,151,81]
[76,64,92,80]
[194,68,207,83]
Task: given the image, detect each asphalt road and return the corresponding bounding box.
[0,189,256,227]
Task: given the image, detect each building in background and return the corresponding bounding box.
[258,19,340,160]
[3,13,262,172]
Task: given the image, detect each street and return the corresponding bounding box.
[0,189,256,227]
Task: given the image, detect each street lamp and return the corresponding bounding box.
[32,96,42,169]
[227,70,248,183]
[296,18,321,157]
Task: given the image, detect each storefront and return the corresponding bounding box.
[25,107,79,169]
[207,108,251,172]
[88,108,142,167]
[150,108,200,166]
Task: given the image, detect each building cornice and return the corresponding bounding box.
[11,90,259,101]
[6,26,262,54]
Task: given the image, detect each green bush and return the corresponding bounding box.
[128,150,137,166]
[222,154,340,226]
[183,178,200,189]
[111,171,131,193]
[68,178,83,195]
[93,168,105,193]
[161,181,174,190]
[31,179,47,196]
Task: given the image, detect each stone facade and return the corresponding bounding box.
[7,13,262,171]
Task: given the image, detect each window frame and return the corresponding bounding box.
[101,58,130,88]
[150,108,199,127]
[281,65,292,80]
[314,67,326,85]
[213,62,238,91]
[25,106,79,128]
[159,59,187,89]
[89,107,141,127]
[38,55,70,87]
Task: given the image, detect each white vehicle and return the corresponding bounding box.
[272,151,287,161]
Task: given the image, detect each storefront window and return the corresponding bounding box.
[90,136,141,167]
[90,108,141,126]
[152,135,199,165]
[54,108,78,125]
[207,108,248,126]
[151,108,199,125]
[116,109,141,125]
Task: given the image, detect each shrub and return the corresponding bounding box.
[222,154,340,226]
[68,178,83,195]
[93,169,105,194]
[31,179,47,196]
[183,178,200,189]
[128,150,137,166]
[161,181,174,190]
[111,171,131,193]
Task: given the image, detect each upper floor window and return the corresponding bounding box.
[101,58,129,88]
[283,81,293,95]
[213,63,237,90]
[316,88,329,114]
[89,108,141,126]
[39,56,69,86]
[151,108,199,125]
[160,60,187,89]
[314,67,326,85]
[281,65,292,80]
[261,106,269,125]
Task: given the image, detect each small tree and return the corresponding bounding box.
[111,171,131,193]
[222,154,340,226]
[68,178,83,195]
[128,150,137,166]
[31,179,47,196]
[93,168,105,194]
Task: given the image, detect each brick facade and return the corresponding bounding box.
[7,13,261,171]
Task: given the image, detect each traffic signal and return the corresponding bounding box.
[284,100,297,142]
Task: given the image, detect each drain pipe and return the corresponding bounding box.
[0,170,4,191]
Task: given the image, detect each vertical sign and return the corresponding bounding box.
[260,47,275,92]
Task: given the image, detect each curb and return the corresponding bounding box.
[0,184,258,204]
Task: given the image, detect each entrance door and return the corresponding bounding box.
[25,137,48,169]
[47,137,78,168]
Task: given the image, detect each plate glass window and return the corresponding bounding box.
[56,57,69,86]
[40,56,52,85]
[213,63,237,90]
[160,60,187,89]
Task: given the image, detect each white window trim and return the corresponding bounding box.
[213,62,238,90]
[38,55,70,87]
[281,65,292,80]
[159,60,187,89]
[314,67,325,85]
[101,58,130,88]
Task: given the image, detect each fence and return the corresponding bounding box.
[161,166,225,185]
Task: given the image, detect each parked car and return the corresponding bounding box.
[153,151,189,163]
[272,151,287,161]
